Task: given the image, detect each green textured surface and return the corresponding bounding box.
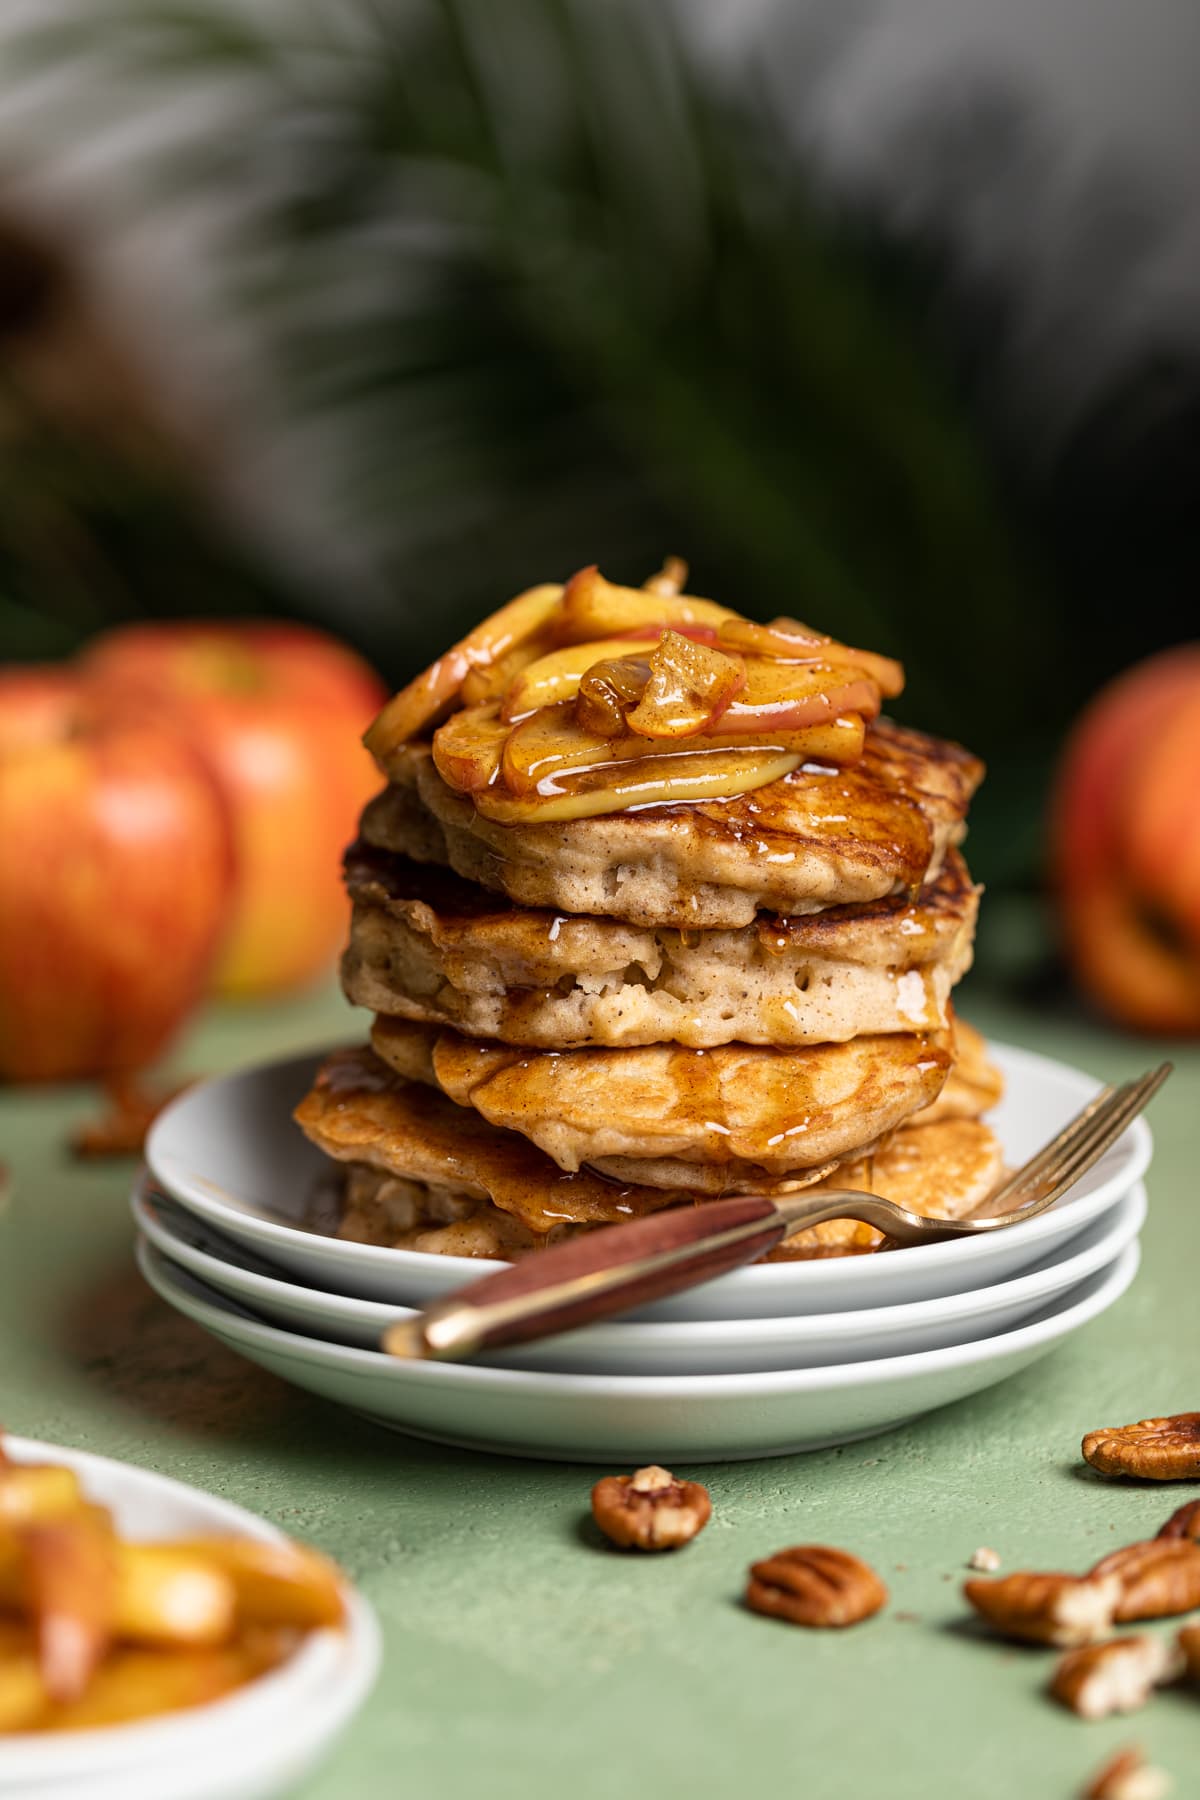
[1,968,1197,1799]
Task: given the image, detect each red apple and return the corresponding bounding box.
[1051,645,1200,1031]
[0,670,233,1080]
[82,622,387,997]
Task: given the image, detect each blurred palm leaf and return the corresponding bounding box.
[16,0,1049,757]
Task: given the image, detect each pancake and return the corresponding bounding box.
[336,1165,556,1257]
[359,717,984,930]
[332,1114,1003,1261]
[368,1015,953,1185]
[765,1117,1005,1259]
[342,845,980,1049]
[293,1047,690,1233]
[908,1016,1004,1126]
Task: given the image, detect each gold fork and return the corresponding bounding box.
[383,1063,1170,1364]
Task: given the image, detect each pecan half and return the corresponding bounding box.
[1179,1622,1200,1682]
[1157,1498,1200,1542]
[963,1570,1119,1646]
[590,1465,711,1551]
[745,1545,887,1627]
[1050,1635,1184,1719]
[1089,1538,1200,1622]
[1082,1747,1173,1800]
[1082,1415,1200,1480]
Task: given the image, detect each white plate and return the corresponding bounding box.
[133,1180,1147,1377]
[145,1043,1152,1319]
[136,1237,1141,1463]
[0,1439,380,1796]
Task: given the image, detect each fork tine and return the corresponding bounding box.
[1003,1064,1170,1211]
[1035,1063,1171,1201]
[984,1080,1122,1211]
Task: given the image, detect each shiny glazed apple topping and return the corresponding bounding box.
[365,562,904,822]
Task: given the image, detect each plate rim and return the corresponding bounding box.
[136,1234,1141,1401]
[133,1179,1147,1352]
[144,1039,1153,1295]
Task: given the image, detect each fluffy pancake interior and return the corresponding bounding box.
[341,845,980,1049]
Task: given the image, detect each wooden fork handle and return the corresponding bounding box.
[383,1195,785,1361]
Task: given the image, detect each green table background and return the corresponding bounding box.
[2,952,1197,1799]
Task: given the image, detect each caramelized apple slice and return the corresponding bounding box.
[558,565,734,643]
[576,655,653,735]
[430,704,508,793]
[641,555,688,596]
[25,1511,118,1703]
[624,631,746,738]
[713,657,881,734]
[507,626,728,729]
[718,617,905,699]
[474,745,804,824]
[501,636,655,723]
[493,704,862,799]
[461,635,556,708]
[364,584,562,761]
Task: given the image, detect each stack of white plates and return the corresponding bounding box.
[136,1040,1151,1463]
[1,1439,380,1800]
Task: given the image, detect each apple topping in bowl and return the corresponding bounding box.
[368,562,903,822]
[0,1435,346,1734]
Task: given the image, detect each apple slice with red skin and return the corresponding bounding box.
[481,703,862,798]
[24,1510,118,1703]
[712,657,882,736]
[430,706,511,793]
[364,583,562,758]
[718,617,905,699]
[557,565,735,643]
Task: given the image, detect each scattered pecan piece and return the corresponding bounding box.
[1082,1415,1200,1481]
[1089,1538,1200,1622]
[1050,1635,1184,1720]
[590,1465,711,1551]
[968,1546,1001,1572]
[1082,1746,1172,1800]
[745,1545,887,1628]
[1157,1499,1200,1542]
[963,1570,1119,1646]
[1178,1622,1200,1682]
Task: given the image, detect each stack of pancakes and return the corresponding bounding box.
[296,575,1003,1262]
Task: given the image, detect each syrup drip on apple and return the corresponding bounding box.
[368,562,905,822]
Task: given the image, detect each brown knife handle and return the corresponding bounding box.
[396,1195,785,1360]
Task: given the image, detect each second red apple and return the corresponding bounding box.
[83,622,387,997]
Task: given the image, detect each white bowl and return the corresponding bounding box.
[145,1042,1152,1319]
[0,1439,380,1796]
[133,1179,1147,1377]
[136,1236,1141,1463]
